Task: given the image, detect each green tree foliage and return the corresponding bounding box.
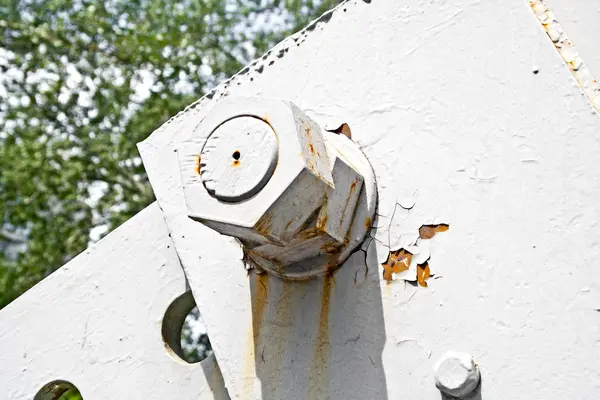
[0,0,340,310]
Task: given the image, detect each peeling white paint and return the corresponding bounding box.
[529,0,600,110]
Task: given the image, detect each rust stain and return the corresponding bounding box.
[382,248,412,281]
[247,250,284,271]
[242,273,269,397]
[316,214,328,230]
[309,272,334,398]
[418,224,449,240]
[242,272,270,397]
[233,160,240,167]
[364,217,372,229]
[299,227,321,240]
[417,262,431,287]
[303,123,321,177]
[194,155,201,175]
[321,241,342,254]
[252,272,270,338]
[336,179,358,233]
[344,180,358,213]
[254,212,273,238]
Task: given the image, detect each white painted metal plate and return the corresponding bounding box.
[138,0,600,399]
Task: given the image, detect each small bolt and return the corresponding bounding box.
[434,351,480,398]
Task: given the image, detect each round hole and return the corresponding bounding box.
[162,291,212,363]
[34,380,82,400]
[232,150,241,160]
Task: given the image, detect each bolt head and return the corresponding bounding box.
[178,97,333,243]
[177,97,377,279]
[434,351,480,398]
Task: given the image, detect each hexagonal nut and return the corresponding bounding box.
[178,97,336,244]
[177,97,378,279]
[434,351,480,398]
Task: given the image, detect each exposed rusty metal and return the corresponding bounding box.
[417,262,431,287]
[418,224,449,240]
[382,248,412,281]
[326,122,352,139]
[194,155,201,175]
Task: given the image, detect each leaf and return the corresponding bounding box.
[382,248,412,282]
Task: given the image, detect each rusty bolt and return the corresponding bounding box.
[434,351,480,398]
[178,97,377,280]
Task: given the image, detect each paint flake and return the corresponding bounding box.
[418,224,449,239]
[382,249,412,281]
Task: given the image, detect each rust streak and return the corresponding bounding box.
[299,227,321,239]
[232,160,240,167]
[243,273,269,397]
[309,272,333,398]
[337,179,358,232]
[254,213,273,238]
[344,180,358,213]
[316,214,328,230]
[252,272,270,338]
[321,241,342,254]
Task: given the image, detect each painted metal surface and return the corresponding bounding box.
[139,0,600,399]
[541,0,600,93]
[176,96,377,280]
[529,0,600,110]
[3,0,600,399]
[0,204,229,400]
